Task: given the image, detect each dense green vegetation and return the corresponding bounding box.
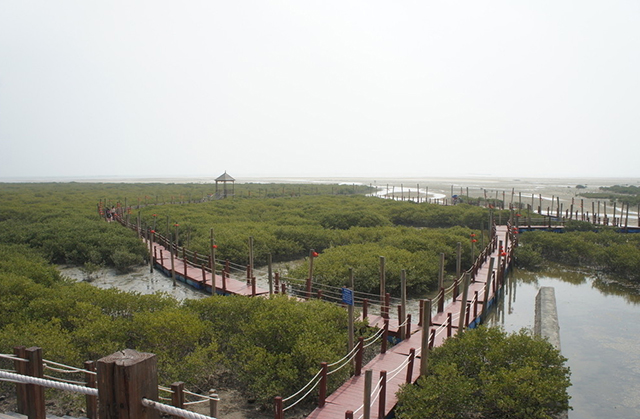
[579,184,640,205]
[0,243,354,408]
[0,182,502,412]
[515,227,640,280]
[133,195,497,295]
[395,327,571,419]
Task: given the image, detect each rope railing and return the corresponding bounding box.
[141,398,216,419]
[43,359,96,375]
[282,368,323,404]
[0,370,98,396]
[283,375,323,412]
[0,354,26,362]
[327,345,360,375]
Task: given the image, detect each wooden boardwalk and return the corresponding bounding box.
[147,238,269,297]
[305,225,512,419]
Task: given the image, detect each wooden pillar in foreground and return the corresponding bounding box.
[26,346,45,419]
[97,349,159,419]
[13,346,27,415]
[84,360,98,419]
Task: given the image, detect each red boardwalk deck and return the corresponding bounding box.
[305,225,512,419]
[147,239,269,297]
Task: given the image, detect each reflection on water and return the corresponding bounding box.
[486,266,640,419]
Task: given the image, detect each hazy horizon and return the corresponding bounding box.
[2,1,639,179]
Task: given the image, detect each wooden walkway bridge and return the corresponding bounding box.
[275,225,514,419]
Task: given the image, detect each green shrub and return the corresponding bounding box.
[396,327,571,419]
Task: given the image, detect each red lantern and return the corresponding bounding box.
[212,244,218,249]
[312,251,319,257]
[501,251,507,256]
[151,230,155,234]
[470,233,476,237]
[516,213,521,217]
[152,214,157,217]
[174,223,179,227]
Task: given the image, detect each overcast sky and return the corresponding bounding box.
[1,1,639,180]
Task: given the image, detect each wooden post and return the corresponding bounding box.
[457,273,471,335]
[482,258,495,312]
[210,228,216,279]
[25,346,45,419]
[170,382,185,419]
[363,369,373,419]
[437,287,444,313]
[84,360,98,419]
[447,312,452,337]
[274,396,283,419]
[170,230,176,286]
[355,337,364,376]
[363,299,369,319]
[400,269,407,340]
[307,249,315,299]
[97,349,159,419]
[209,390,219,418]
[249,236,254,284]
[379,256,386,317]
[345,411,354,419]
[406,314,412,337]
[148,228,153,273]
[13,346,27,414]
[456,242,462,279]
[438,253,445,290]
[406,348,415,383]
[378,370,387,419]
[418,299,424,326]
[420,299,432,377]
[318,362,328,407]
[268,253,273,296]
[384,293,391,320]
[348,268,355,355]
[381,319,389,354]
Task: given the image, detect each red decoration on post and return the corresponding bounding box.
[312,251,319,257]
[472,239,477,243]
[150,230,155,234]
[212,244,218,249]
[501,251,507,256]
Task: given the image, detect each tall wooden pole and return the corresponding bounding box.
[438,253,445,290]
[348,268,355,355]
[307,249,315,299]
[379,256,386,317]
[482,258,495,311]
[268,253,273,296]
[210,229,216,279]
[400,270,407,340]
[456,242,462,279]
[457,273,471,334]
[420,299,432,377]
[363,369,373,419]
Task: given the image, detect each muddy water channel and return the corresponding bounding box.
[486,266,640,419]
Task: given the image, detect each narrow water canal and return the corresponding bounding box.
[486,266,640,419]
